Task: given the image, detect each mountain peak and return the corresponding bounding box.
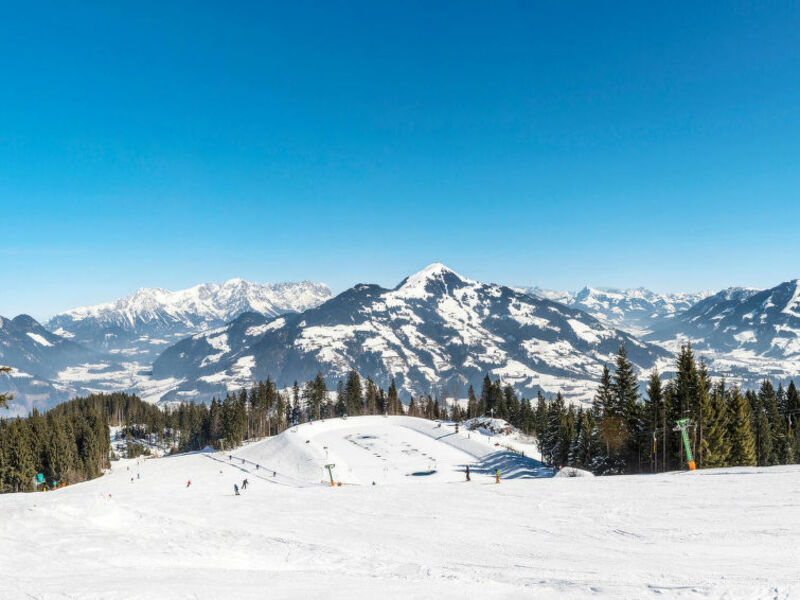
[391,263,473,299]
[401,262,466,286]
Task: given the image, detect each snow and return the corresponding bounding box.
[245,318,285,337]
[733,330,757,344]
[522,286,714,335]
[392,262,472,300]
[1,415,797,599]
[48,280,331,330]
[25,332,53,347]
[782,279,800,317]
[50,327,75,338]
[567,318,601,344]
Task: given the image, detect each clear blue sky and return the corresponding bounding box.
[2,1,800,319]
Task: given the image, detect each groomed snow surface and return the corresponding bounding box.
[1,416,798,599]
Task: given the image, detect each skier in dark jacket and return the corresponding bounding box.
[242,478,248,490]
[234,484,240,496]
[465,465,471,481]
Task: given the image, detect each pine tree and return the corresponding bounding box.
[364,378,378,415]
[759,380,784,465]
[598,362,626,459]
[695,362,712,467]
[6,419,36,492]
[728,387,756,467]
[787,381,800,462]
[645,369,663,472]
[466,385,478,419]
[343,370,363,416]
[701,379,730,468]
[387,379,400,415]
[534,391,548,440]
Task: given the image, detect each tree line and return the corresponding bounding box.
[534,343,800,474]
[4,347,800,491]
[0,395,110,492]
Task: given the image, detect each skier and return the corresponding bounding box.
[137,473,140,480]
[495,469,500,484]
[186,480,191,488]
[273,471,276,477]
[465,465,471,481]
[242,478,248,490]
[234,484,240,496]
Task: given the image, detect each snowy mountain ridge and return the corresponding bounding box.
[50,278,332,331]
[646,280,800,386]
[152,263,668,405]
[520,285,713,335]
[45,278,332,360]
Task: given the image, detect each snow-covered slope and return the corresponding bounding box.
[153,263,669,404]
[234,416,546,485]
[1,416,797,599]
[522,286,711,335]
[46,278,332,358]
[647,281,800,385]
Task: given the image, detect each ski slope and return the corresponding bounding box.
[232,416,546,485]
[1,416,798,599]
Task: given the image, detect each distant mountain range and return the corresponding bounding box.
[151,263,668,404]
[3,266,800,414]
[46,279,332,360]
[521,286,713,336]
[1,279,331,414]
[646,282,800,385]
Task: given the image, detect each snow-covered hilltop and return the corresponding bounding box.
[152,263,668,404]
[521,285,712,335]
[46,278,332,357]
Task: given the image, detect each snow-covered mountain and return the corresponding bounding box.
[0,315,92,414]
[646,281,800,385]
[46,279,332,359]
[0,315,93,379]
[152,263,669,404]
[521,286,712,335]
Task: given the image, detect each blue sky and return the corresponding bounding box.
[2,1,800,319]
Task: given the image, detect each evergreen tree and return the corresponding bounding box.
[728,387,757,467]
[344,370,363,416]
[387,379,400,415]
[534,391,548,441]
[786,381,800,462]
[701,379,730,468]
[466,385,478,419]
[364,378,378,415]
[695,362,712,467]
[645,369,663,472]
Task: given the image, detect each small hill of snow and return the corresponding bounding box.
[233,416,548,485]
